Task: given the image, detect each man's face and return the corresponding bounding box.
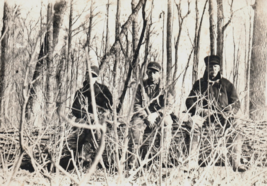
[91,74,98,84]
[85,73,98,84]
[208,64,220,79]
[147,69,160,84]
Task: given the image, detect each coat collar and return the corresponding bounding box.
[82,81,100,91]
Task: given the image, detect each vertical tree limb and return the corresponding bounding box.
[105,0,110,54]
[250,0,267,119]
[0,2,10,125]
[99,0,145,76]
[192,0,208,83]
[166,0,173,87]
[117,0,147,113]
[209,0,216,55]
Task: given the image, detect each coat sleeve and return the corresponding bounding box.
[72,90,86,118]
[226,82,240,114]
[185,80,200,115]
[157,90,174,115]
[133,84,148,119]
[103,86,113,111]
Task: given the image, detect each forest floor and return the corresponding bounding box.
[1,165,267,186]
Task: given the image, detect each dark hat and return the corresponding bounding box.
[147,62,161,72]
[204,55,220,66]
[86,66,99,77]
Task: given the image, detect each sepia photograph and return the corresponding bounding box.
[0,0,266,185]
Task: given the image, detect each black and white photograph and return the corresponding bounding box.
[0,0,266,185]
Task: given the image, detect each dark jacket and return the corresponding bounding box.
[72,81,113,119]
[134,79,174,119]
[186,71,240,116]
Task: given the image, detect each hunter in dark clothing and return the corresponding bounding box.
[186,56,240,124]
[72,81,113,119]
[72,66,113,162]
[185,55,246,172]
[130,62,174,167]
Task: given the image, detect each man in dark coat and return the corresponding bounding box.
[72,66,113,119]
[130,62,174,167]
[185,55,246,172]
[72,65,113,162]
[186,55,240,118]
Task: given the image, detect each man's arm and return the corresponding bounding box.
[185,81,200,115]
[226,82,240,114]
[157,90,174,116]
[133,84,148,119]
[103,85,113,111]
[72,90,86,119]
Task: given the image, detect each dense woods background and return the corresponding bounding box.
[0,0,265,128]
[0,0,267,185]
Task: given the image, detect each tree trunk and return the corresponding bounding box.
[192,0,208,84]
[99,0,145,76]
[208,0,216,55]
[105,0,110,54]
[117,0,147,112]
[112,0,122,175]
[86,0,94,59]
[113,0,120,88]
[131,0,139,84]
[166,0,173,86]
[250,0,267,120]
[0,2,10,125]
[46,2,54,118]
[192,0,199,84]
[27,0,67,125]
[245,8,253,116]
[66,0,73,109]
[216,0,224,72]
[132,0,139,53]
[27,3,47,126]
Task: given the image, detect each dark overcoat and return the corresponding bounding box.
[72,81,113,119]
[186,71,240,116]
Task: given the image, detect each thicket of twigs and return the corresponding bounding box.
[1,98,267,186]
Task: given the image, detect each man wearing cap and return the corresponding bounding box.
[130,62,174,167]
[186,55,245,171]
[72,65,113,162]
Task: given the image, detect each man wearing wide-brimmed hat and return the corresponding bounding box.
[186,55,246,172]
[130,62,174,168]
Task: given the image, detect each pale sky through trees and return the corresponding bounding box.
[0,0,254,112]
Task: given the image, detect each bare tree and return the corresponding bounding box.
[105,0,110,54]
[87,0,94,51]
[112,0,122,177]
[65,0,73,109]
[117,0,147,112]
[132,0,139,53]
[216,0,223,61]
[244,4,253,116]
[208,0,216,55]
[192,0,208,84]
[216,0,233,73]
[45,2,54,118]
[99,0,145,75]
[0,2,11,125]
[174,0,191,83]
[166,0,173,86]
[27,0,67,125]
[250,0,267,119]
